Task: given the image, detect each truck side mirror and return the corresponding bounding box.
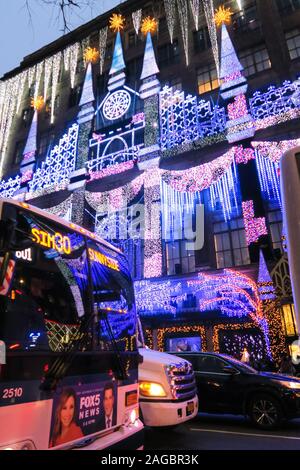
[0,341,6,365]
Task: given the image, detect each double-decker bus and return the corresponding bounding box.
[0,198,143,450]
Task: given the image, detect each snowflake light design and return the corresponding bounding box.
[103,90,131,121]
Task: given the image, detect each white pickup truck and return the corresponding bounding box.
[138,347,199,427]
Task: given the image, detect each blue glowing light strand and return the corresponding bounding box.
[29,123,79,193]
[209,162,239,222]
[160,179,201,241]
[255,150,281,208]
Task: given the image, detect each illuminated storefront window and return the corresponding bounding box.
[281,304,298,336]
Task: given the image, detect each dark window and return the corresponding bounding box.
[158,40,180,69]
[268,210,283,252]
[285,29,300,60]
[240,46,271,77]
[14,140,26,165]
[22,108,31,127]
[276,0,300,15]
[69,83,83,108]
[193,27,211,53]
[127,57,143,88]
[164,77,182,91]
[232,4,260,33]
[37,131,55,158]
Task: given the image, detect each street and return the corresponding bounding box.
[145,414,300,450]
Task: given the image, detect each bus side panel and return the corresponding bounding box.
[0,400,53,450]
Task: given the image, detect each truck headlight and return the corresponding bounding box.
[0,440,35,450]
[139,381,167,397]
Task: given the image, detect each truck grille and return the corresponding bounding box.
[166,361,197,401]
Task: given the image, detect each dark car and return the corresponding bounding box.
[172,352,300,430]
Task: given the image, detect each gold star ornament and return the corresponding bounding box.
[141,16,158,36]
[109,13,125,32]
[214,5,233,27]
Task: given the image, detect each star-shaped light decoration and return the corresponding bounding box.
[109,13,125,32]
[84,47,100,64]
[214,5,233,27]
[31,96,45,111]
[141,16,158,36]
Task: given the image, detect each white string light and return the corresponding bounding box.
[177,0,190,66]
[132,9,142,35]
[34,62,44,100]
[203,0,220,76]
[16,71,27,114]
[28,66,36,91]
[51,52,62,124]
[99,27,108,75]
[190,0,200,30]
[70,43,80,88]
[164,0,176,44]
[44,56,53,101]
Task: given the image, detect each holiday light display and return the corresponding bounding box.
[178,0,190,66]
[162,147,235,193]
[249,79,300,123]
[0,175,21,199]
[99,27,108,75]
[214,5,233,27]
[157,325,207,352]
[234,146,255,164]
[242,200,268,245]
[103,90,131,120]
[84,47,100,64]
[43,56,53,101]
[109,13,125,32]
[255,150,281,207]
[70,43,80,88]
[132,9,142,34]
[227,94,255,143]
[31,96,45,112]
[89,160,134,181]
[164,0,176,44]
[16,71,27,114]
[251,138,300,164]
[203,0,220,76]
[34,62,44,101]
[135,280,186,314]
[45,195,73,219]
[141,16,158,36]
[29,123,79,194]
[209,161,240,221]
[212,323,264,357]
[50,52,62,124]
[159,86,226,150]
[190,0,200,30]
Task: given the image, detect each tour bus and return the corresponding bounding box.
[0,198,143,450]
[280,147,300,337]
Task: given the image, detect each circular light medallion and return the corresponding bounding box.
[103,90,131,121]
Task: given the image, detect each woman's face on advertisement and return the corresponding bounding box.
[61,396,75,428]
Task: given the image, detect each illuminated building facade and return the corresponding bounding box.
[1,0,300,363]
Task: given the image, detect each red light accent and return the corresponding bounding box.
[43,364,49,373]
[15,290,22,295]
[9,343,20,350]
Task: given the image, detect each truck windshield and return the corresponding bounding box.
[0,204,137,353]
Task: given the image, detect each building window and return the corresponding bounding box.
[158,40,180,69]
[193,27,211,53]
[127,57,143,88]
[164,77,182,92]
[165,240,196,276]
[285,29,300,60]
[276,0,300,15]
[37,131,55,158]
[69,83,83,108]
[14,140,26,165]
[240,46,271,77]
[214,219,250,269]
[232,4,260,33]
[282,304,297,336]
[197,64,219,95]
[268,210,283,252]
